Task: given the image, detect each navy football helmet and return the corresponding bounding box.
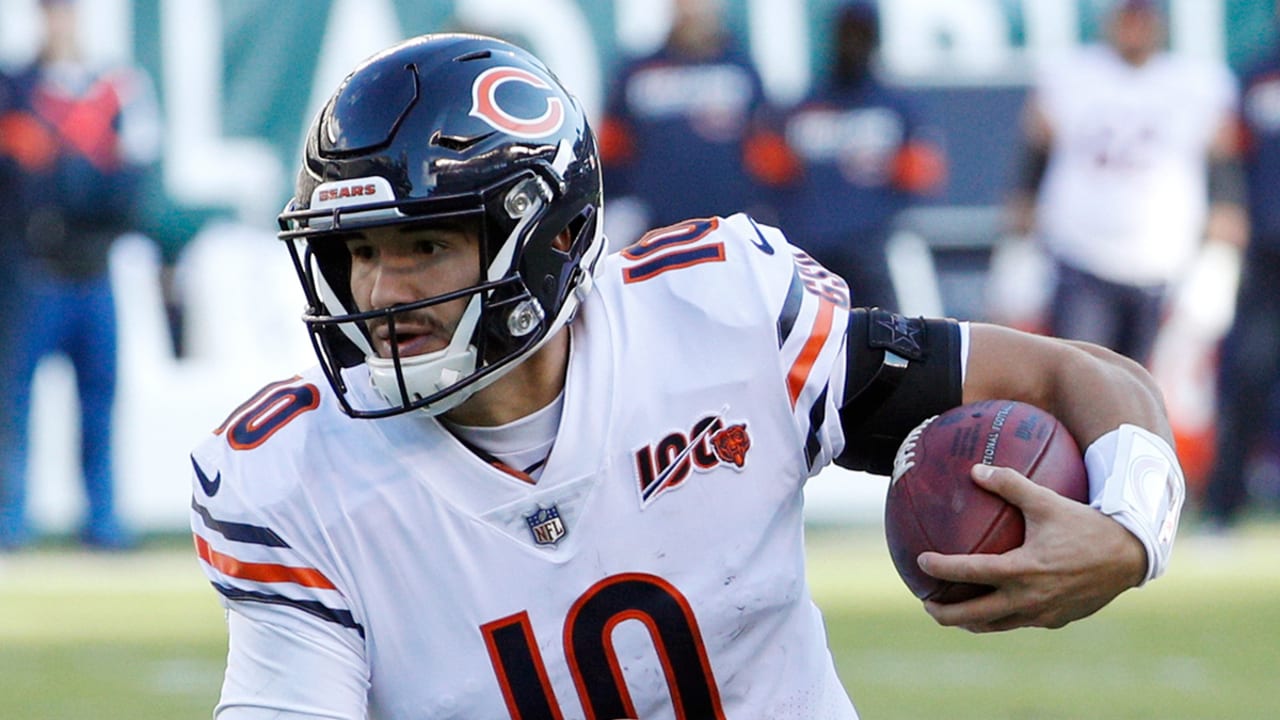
[278,34,604,418]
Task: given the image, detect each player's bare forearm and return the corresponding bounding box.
[962,323,1172,449]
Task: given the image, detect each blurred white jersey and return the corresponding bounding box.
[1035,45,1237,285]
[190,214,859,719]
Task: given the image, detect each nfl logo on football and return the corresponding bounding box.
[526,506,566,546]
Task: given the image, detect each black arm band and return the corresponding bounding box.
[834,309,964,476]
[1208,154,1246,206]
[1017,142,1050,195]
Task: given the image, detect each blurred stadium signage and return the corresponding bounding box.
[1,0,1274,221]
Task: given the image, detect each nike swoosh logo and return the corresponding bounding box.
[747,218,775,255]
[192,455,221,497]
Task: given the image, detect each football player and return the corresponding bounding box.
[776,1,947,313]
[598,0,778,240]
[1008,0,1245,366]
[1203,8,1280,530]
[191,34,1185,719]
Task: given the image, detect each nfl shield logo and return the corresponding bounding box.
[526,506,567,546]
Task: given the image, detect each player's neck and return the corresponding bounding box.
[443,328,570,427]
[1120,49,1155,66]
[1110,41,1158,67]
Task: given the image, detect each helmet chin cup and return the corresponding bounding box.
[366,343,480,415]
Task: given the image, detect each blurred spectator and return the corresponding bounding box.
[0,0,161,550]
[776,1,946,312]
[0,69,20,315]
[1007,0,1246,366]
[0,71,21,513]
[1202,13,1280,530]
[598,0,789,243]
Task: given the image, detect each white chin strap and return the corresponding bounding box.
[366,295,483,415]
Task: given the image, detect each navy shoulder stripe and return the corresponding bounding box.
[776,265,805,346]
[192,498,290,548]
[804,384,829,471]
[212,582,365,639]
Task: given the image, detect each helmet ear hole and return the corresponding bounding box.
[561,206,597,255]
[551,228,573,253]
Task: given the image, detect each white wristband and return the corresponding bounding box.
[1083,424,1186,584]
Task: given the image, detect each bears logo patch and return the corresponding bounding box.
[711,424,750,467]
[634,411,752,508]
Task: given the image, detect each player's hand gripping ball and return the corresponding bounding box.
[884,399,1089,603]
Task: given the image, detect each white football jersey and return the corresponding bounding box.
[1034,45,1238,285]
[191,214,862,719]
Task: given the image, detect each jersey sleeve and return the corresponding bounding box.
[1032,48,1080,123]
[613,213,854,476]
[190,450,365,641]
[106,64,162,167]
[1208,57,1241,122]
[608,213,970,480]
[720,214,855,476]
[189,379,369,716]
[215,604,370,719]
[760,221,854,475]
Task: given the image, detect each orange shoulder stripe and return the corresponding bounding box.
[787,297,836,408]
[194,534,336,590]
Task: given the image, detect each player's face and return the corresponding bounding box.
[41,1,79,57]
[1109,8,1162,62]
[345,222,481,360]
[671,0,725,50]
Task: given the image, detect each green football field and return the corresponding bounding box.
[1,523,1276,719]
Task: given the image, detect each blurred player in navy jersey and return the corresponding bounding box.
[192,32,1188,719]
[777,1,946,312]
[1203,10,1280,530]
[597,0,792,243]
[1008,0,1246,366]
[0,0,160,550]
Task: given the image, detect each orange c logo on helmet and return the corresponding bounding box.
[469,66,566,139]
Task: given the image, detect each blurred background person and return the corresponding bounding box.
[0,69,21,545]
[1202,7,1280,532]
[775,1,946,312]
[0,0,161,551]
[597,0,790,246]
[1006,0,1246,367]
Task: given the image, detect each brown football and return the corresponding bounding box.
[884,399,1089,603]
